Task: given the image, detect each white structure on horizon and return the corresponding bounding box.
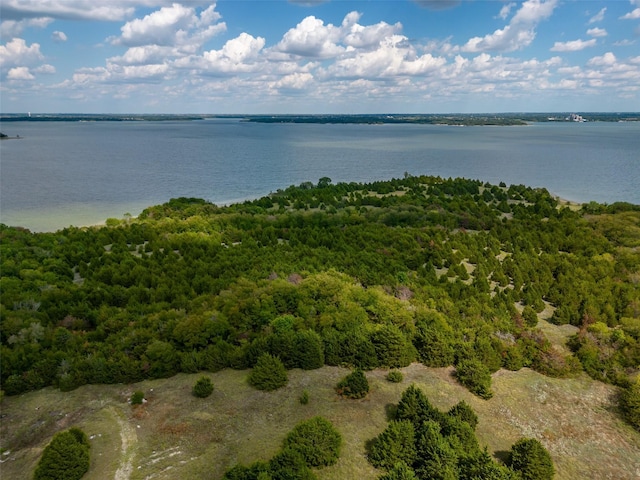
[567,113,586,122]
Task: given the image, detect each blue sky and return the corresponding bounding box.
[1,0,639,113]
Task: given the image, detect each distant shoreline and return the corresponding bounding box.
[1,112,639,125]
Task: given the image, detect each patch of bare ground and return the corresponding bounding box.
[2,364,639,479]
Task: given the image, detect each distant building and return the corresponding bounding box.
[567,113,586,122]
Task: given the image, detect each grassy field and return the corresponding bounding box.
[2,362,639,480]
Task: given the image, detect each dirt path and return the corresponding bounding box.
[109,407,137,480]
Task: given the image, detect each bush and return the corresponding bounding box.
[130,391,145,405]
[192,376,214,398]
[248,353,288,391]
[387,370,404,383]
[299,390,310,405]
[336,369,369,399]
[455,358,493,399]
[509,438,555,480]
[34,428,90,480]
[282,416,342,467]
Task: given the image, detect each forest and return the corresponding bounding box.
[1,175,639,436]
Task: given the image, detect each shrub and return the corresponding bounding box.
[299,390,310,405]
[130,391,145,405]
[336,369,369,399]
[509,438,555,480]
[368,420,416,470]
[282,416,342,467]
[192,376,214,398]
[387,370,404,383]
[34,428,90,480]
[455,358,493,399]
[248,353,288,391]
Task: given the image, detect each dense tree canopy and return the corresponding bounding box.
[1,175,638,428]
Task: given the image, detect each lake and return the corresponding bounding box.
[0,119,638,232]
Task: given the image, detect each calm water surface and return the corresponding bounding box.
[1,119,638,231]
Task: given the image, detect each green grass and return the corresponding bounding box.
[2,364,639,480]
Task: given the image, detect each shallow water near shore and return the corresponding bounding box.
[1,119,638,232]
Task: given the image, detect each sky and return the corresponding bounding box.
[1,0,639,114]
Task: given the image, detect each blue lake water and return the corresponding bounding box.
[0,119,638,232]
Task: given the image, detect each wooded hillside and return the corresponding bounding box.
[1,175,638,424]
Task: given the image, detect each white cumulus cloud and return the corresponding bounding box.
[588,52,617,67]
[550,39,597,52]
[620,8,640,20]
[34,63,56,74]
[275,15,344,58]
[0,17,52,39]
[0,38,44,68]
[7,65,34,80]
[52,31,68,43]
[587,28,607,38]
[274,72,314,90]
[116,3,222,47]
[462,0,557,52]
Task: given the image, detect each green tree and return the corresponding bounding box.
[414,420,459,480]
[293,330,325,370]
[248,353,288,391]
[447,400,478,430]
[145,340,180,378]
[282,417,342,467]
[395,384,442,426]
[336,369,369,399]
[620,377,640,431]
[378,462,418,480]
[268,448,317,480]
[33,428,90,480]
[521,306,538,327]
[192,375,214,398]
[370,324,416,368]
[413,324,455,367]
[368,420,417,470]
[455,358,493,399]
[509,438,555,480]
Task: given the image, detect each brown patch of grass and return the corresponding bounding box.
[2,365,639,479]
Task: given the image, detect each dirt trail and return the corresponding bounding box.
[109,407,137,480]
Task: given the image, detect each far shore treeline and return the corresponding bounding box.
[1,175,639,429]
[1,112,639,124]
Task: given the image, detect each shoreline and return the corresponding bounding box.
[3,192,590,234]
